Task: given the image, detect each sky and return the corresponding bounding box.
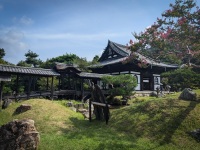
[0,0,196,64]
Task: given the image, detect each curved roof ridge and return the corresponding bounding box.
[108,40,130,56]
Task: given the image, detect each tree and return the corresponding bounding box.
[130,0,200,66]
[0,48,5,59]
[25,50,42,67]
[91,55,99,64]
[102,74,137,104]
[17,60,32,67]
[0,48,12,65]
[41,53,79,68]
[73,57,90,72]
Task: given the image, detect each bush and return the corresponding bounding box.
[161,68,200,91]
[102,74,137,99]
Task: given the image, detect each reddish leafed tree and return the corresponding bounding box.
[130,0,200,67]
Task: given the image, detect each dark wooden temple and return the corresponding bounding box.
[90,40,178,91]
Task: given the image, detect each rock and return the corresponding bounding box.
[0,119,40,150]
[188,128,200,142]
[2,98,12,109]
[15,104,32,114]
[150,91,157,97]
[77,108,88,113]
[179,88,197,101]
[82,111,89,119]
[66,101,73,107]
[74,103,85,111]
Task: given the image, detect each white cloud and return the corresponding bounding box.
[20,16,34,25]
[0,29,28,64]
[28,32,125,41]
[13,16,34,25]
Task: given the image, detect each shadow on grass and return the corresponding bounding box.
[56,97,199,149]
[160,100,198,145]
[59,117,145,150]
[110,98,199,148]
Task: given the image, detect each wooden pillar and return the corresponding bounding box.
[61,75,64,90]
[33,76,36,91]
[27,76,31,100]
[68,75,70,89]
[58,77,61,90]
[16,75,19,95]
[105,103,109,125]
[151,75,154,91]
[15,75,19,102]
[140,72,143,91]
[46,77,49,91]
[81,78,84,100]
[50,76,54,100]
[73,78,77,99]
[0,81,4,109]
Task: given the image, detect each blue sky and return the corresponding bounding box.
[0,0,190,64]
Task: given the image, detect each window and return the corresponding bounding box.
[154,77,159,85]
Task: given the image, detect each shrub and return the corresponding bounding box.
[161,68,200,91]
[102,74,137,99]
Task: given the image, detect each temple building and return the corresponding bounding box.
[90,40,178,91]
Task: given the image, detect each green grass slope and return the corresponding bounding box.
[0,90,200,150]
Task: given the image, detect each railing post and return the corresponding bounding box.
[105,103,109,125]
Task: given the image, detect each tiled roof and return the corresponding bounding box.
[94,40,179,68]
[0,64,60,76]
[109,40,130,56]
[92,56,178,68]
[55,63,81,73]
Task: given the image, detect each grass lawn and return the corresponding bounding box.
[1,90,200,150]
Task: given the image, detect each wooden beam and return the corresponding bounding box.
[92,101,111,107]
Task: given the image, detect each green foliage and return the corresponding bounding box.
[17,60,32,67]
[102,74,137,98]
[131,0,200,65]
[91,55,99,64]
[162,68,200,91]
[0,48,5,59]
[37,77,59,91]
[25,50,42,67]
[0,48,11,65]
[41,53,79,68]
[73,57,90,72]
